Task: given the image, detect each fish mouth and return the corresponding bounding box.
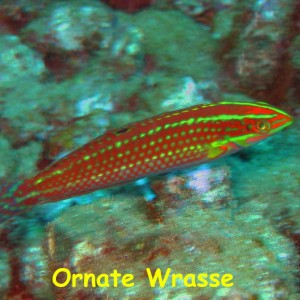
[270,113,294,133]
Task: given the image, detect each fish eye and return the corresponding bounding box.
[255,120,271,133]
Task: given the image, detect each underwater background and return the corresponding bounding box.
[0,0,299,299]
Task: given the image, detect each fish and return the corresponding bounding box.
[0,101,293,218]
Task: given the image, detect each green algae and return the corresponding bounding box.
[213,8,238,40]
[120,9,219,80]
[290,35,300,70]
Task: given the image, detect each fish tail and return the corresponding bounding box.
[0,181,26,224]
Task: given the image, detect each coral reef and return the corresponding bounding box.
[9,181,298,299]
[101,0,153,13]
[0,34,45,86]
[0,0,299,299]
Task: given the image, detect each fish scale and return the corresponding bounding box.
[0,101,293,217]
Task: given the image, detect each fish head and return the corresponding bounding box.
[215,101,294,149]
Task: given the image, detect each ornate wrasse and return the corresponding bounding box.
[0,101,293,218]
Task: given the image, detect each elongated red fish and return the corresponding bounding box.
[0,101,293,217]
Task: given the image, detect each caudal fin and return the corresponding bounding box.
[0,181,27,225]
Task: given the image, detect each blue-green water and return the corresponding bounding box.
[0,0,299,299]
